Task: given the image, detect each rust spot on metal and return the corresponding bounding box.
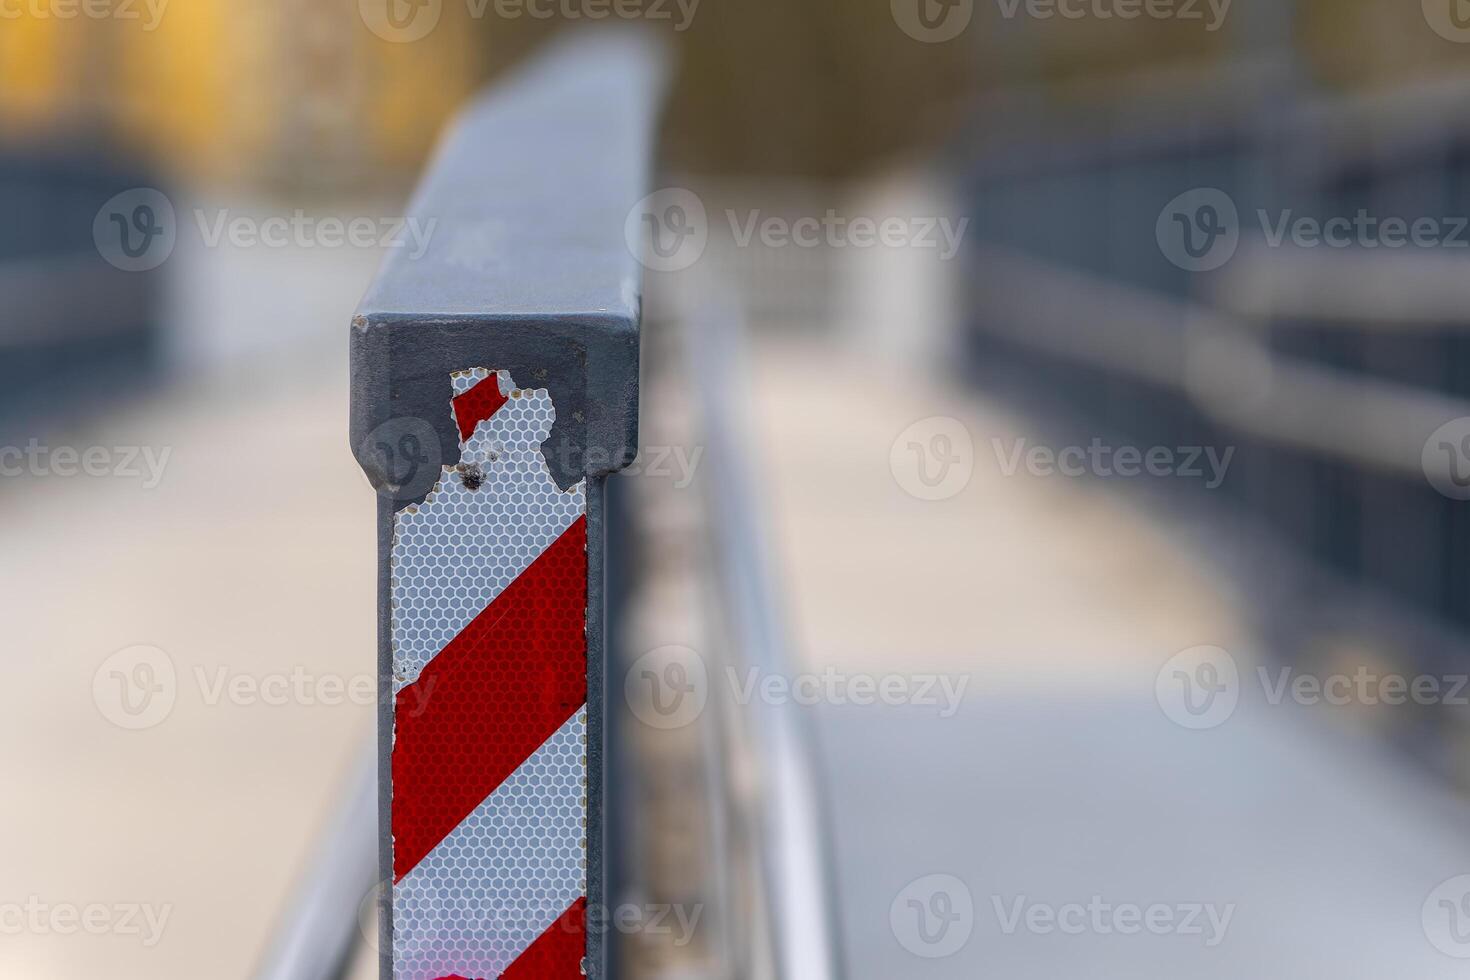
[457,462,485,491]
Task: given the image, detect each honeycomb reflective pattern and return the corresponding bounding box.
[392,516,587,877]
[392,368,586,693]
[390,368,588,980]
[395,712,586,980]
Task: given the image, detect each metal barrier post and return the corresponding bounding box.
[350,34,664,980]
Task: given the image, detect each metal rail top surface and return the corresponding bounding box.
[357,31,661,321]
[351,30,666,483]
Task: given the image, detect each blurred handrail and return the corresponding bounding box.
[1211,241,1470,329]
[959,68,1470,182]
[686,282,845,980]
[251,748,378,980]
[968,243,1470,482]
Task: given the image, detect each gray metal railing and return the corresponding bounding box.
[256,30,844,980]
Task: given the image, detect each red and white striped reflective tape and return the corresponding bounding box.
[389,367,587,980]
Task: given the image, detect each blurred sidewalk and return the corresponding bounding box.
[0,200,384,978]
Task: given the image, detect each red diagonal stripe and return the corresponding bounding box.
[393,516,587,881]
[452,374,510,444]
[499,897,586,980]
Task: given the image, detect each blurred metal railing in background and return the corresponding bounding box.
[958,67,1470,780]
[686,285,845,980]
[0,147,166,423]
